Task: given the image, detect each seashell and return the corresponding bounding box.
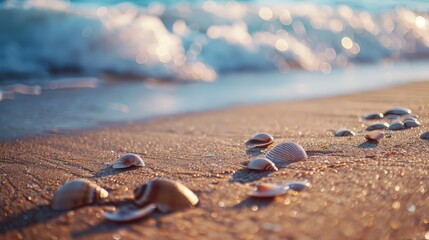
[404,119,420,128]
[282,181,311,192]
[420,131,429,140]
[247,158,278,171]
[387,121,405,131]
[334,128,355,137]
[266,142,307,162]
[247,183,288,198]
[366,122,389,131]
[403,115,418,122]
[104,203,157,222]
[384,114,399,120]
[384,107,411,116]
[363,112,384,120]
[51,179,108,210]
[246,132,274,148]
[134,178,199,213]
[365,130,385,142]
[113,153,145,169]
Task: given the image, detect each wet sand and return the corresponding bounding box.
[1,81,429,240]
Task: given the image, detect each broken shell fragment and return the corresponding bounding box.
[420,131,429,139]
[334,129,355,137]
[247,158,278,171]
[384,107,411,116]
[246,132,274,148]
[266,142,307,162]
[404,119,421,128]
[365,130,385,142]
[363,112,384,120]
[104,204,157,222]
[134,178,199,213]
[366,122,389,131]
[51,179,108,211]
[282,181,311,192]
[113,153,145,169]
[387,121,405,131]
[247,183,288,198]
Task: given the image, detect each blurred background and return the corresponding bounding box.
[1,0,429,140]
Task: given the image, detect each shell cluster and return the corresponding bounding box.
[245,132,274,148]
[113,153,145,169]
[266,142,307,162]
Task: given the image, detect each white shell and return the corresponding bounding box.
[366,122,389,131]
[363,112,384,120]
[51,179,108,210]
[247,183,288,198]
[403,115,418,121]
[404,119,420,128]
[266,142,307,162]
[334,129,355,137]
[113,153,145,169]
[104,203,156,222]
[421,131,429,139]
[384,107,411,116]
[387,121,405,131]
[365,130,385,142]
[282,181,311,192]
[134,178,199,213]
[247,158,278,171]
[246,132,274,148]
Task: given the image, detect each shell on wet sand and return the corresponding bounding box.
[384,107,411,116]
[282,181,311,192]
[421,131,429,139]
[365,130,385,142]
[247,158,278,171]
[246,132,274,148]
[104,204,157,222]
[134,178,199,213]
[366,122,389,131]
[404,119,421,128]
[387,121,405,131]
[51,179,108,210]
[266,142,307,162]
[247,183,288,198]
[363,112,384,120]
[113,153,145,169]
[334,129,355,137]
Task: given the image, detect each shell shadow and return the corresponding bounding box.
[230,169,275,183]
[245,147,267,157]
[93,166,142,179]
[234,197,274,210]
[357,141,379,148]
[0,204,65,235]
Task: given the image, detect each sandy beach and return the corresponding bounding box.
[1,81,429,240]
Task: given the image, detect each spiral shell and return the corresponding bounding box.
[404,119,420,128]
[366,122,389,131]
[266,142,307,162]
[104,204,157,222]
[51,179,108,210]
[387,121,405,131]
[420,131,429,140]
[113,153,145,169]
[334,129,355,137]
[246,132,274,148]
[363,112,384,120]
[365,130,385,142]
[247,158,278,171]
[247,183,287,198]
[384,107,411,116]
[134,178,199,213]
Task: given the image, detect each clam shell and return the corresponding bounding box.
[134,178,199,213]
[266,142,307,162]
[282,181,311,192]
[246,132,274,148]
[384,114,399,120]
[420,131,429,139]
[334,129,355,137]
[363,112,384,120]
[104,203,156,222]
[387,121,405,131]
[384,107,411,116]
[247,183,288,198]
[247,158,278,171]
[113,153,145,169]
[365,130,385,142]
[366,122,389,131]
[403,115,418,121]
[404,119,420,128]
[51,179,108,211]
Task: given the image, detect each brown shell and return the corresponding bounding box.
[104,203,157,222]
[366,122,389,131]
[113,153,145,169]
[247,183,287,198]
[387,121,405,131]
[51,179,108,211]
[384,107,411,116]
[266,142,307,162]
[420,131,429,140]
[246,132,274,148]
[334,129,355,137]
[365,130,385,142]
[134,178,199,213]
[363,112,384,120]
[247,158,278,171]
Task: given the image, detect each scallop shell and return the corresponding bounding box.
[104,204,157,222]
[134,178,199,213]
[247,158,278,171]
[334,129,355,137]
[365,130,385,142]
[420,131,429,139]
[363,112,384,120]
[246,132,274,148]
[247,183,288,198]
[384,107,411,116]
[266,142,307,162]
[366,122,389,131]
[404,119,420,128]
[282,181,311,192]
[113,153,145,169]
[387,121,405,131]
[51,179,108,210]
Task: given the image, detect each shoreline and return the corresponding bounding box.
[1,81,429,239]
